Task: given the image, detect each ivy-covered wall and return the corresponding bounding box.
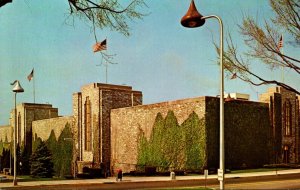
[206,97,272,170]
[112,96,272,173]
[111,97,207,173]
[32,123,73,177]
[137,111,205,172]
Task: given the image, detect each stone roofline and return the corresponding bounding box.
[74,83,142,95]
[32,115,73,123]
[17,102,55,108]
[112,96,269,112]
[0,125,11,128]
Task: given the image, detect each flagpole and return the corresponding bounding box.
[105,62,108,84]
[281,47,284,83]
[93,39,108,83]
[279,35,284,83]
[33,73,36,103]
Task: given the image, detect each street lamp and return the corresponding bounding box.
[12,80,24,186]
[180,0,225,189]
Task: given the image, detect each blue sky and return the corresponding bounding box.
[0,0,299,125]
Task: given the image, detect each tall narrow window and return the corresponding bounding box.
[84,97,92,151]
[18,112,21,144]
[283,145,289,164]
[284,100,292,136]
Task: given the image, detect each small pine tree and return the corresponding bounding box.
[20,147,31,175]
[30,141,54,178]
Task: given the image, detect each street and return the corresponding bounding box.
[2,173,300,190]
[208,178,300,189]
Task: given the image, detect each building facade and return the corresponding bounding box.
[1,84,300,177]
[0,125,12,142]
[111,96,271,173]
[72,83,142,173]
[260,86,300,164]
[9,103,58,152]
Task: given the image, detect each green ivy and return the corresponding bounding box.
[30,141,54,178]
[205,98,272,170]
[137,111,206,172]
[32,123,73,178]
[182,112,206,171]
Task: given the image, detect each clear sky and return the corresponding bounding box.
[0,0,299,125]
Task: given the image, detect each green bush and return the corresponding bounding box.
[30,141,54,178]
[32,123,73,178]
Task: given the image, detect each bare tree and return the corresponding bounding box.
[1,0,147,65]
[216,0,300,94]
[1,0,147,38]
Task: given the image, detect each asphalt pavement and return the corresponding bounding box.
[0,169,300,189]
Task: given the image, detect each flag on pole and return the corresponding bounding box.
[230,73,237,79]
[93,39,107,53]
[277,35,283,51]
[27,68,34,82]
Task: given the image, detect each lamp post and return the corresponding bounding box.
[180,1,225,189]
[11,80,24,186]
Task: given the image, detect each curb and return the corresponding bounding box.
[1,172,300,189]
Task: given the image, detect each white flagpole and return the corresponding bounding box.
[280,35,284,83]
[281,47,284,83]
[105,61,108,84]
[33,72,36,103]
[105,38,108,84]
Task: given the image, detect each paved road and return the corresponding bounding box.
[208,178,300,189]
[3,175,300,190]
[1,169,300,189]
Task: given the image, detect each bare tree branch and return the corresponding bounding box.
[0,0,12,7]
[214,0,300,95]
[1,0,148,38]
[68,0,147,37]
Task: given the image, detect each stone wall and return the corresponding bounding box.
[111,96,271,173]
[205,97,271,169]
[0,126,12,142]
[279,87,300,163]
[32,116,73,142]
[72,83,142,172]
[111,97,206,173]
[259,86,300,164]
[9,103,58,152]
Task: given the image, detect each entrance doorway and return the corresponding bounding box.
[283,145,289,164]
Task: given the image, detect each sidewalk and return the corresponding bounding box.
[1,169,300,189]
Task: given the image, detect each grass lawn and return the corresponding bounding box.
[230,167,289,174]
[18,175,66,181]
[144,188,211,190]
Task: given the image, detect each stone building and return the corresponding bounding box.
[0,126,12,142]
[32,116,74,142]
[111,96,271,173]
[1,83,300,177]
[9,103,58,152]
[260,86,300,164]
[72,83,142,174]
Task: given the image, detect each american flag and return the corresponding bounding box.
[230,72,237,79]
[277,35,283,51]
[93,39,107,53]
[27,68,34,82]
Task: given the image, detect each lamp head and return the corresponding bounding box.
[181,0,205,28]
[12,80,24,93]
